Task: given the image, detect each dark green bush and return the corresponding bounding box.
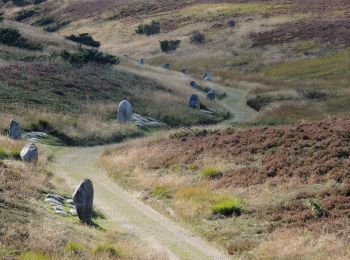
[15,9,38,21]
[160,39,181,53]
[32,16,54,26]
[0,27,43,50]
[44,20,69,32]
[65,33,100,48]
[190,31,205,44]
[136,20,160,36]
[297,89,327,100]
[59,46,120,67]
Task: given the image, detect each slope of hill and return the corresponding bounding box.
[101,118,350,258]
[3,0,349,124]
[0,20,226,145]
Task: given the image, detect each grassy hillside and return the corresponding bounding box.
[101,119,350,258]
[0,135,166,259]
[0,20,226,145]
[3,0,349,123]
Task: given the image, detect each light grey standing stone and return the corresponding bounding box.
[73,178,94,223]
[9,119,21,140]
[117,100,132,123]
[188,94,200,110]
[20,143,38,163]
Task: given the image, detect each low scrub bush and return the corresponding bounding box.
[212,199,243,216]
[0,27,43,50]
[160,39,181,53]
[190,31,206,44]
[201,167,222,179]
[247,95,273,111]
[15,9,38,21]
[307,198,328,218]
[92,244,119,258]
[58,46,120,67]
[65,33,100,48]
[135,20,160,36]
[44,21,69,32]
[32,17,54,27]
[297,89,327,100]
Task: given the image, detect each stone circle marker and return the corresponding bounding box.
[73,178,94,224]
[188,94,200,110]
[117,100,132,123]
[163,63,170,70]
[9,119,21,140]
[181,68,188,75]
[206,91,216,101]
[190,81,198,88]
[20,143,38,163]
[140,58,144,65]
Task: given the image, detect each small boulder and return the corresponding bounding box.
[9,119,21,140]
[190,81,198,88]
[20,143,38,163]
[163,63,170,70]
[188,94,200,110]
[227,20,236,27]
[45,198,63,205]
[206,91,216,101]
[73,178,94,224]
[46,194,64,203]
[181,68,188,75]
[117,100,132,123]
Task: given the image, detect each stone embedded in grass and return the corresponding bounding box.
[190,81,198,88]
[189,94,200,110]
[117,100,132,123]
[206,91,216,101]
[73,178,94,224]
[46,193,64,203]
[9,119,21,140]
[69,208,78,216]
[163,63,170,70]
[65,198,74,205]
[20,143,38,163]
[52,205,64,211]
[55,210,69,217]
[45,197,63,205]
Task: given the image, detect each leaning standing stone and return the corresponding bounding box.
[189,94,200,110]
[117,100,133,123]
[20,143,38,163]
[9,119,21,140]
[73,178,94,224]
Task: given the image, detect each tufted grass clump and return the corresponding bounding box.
[92,244,119,258]
[212,199,243,216]
[20,252,48,260]
[307,198,328,218]
[152,186,171,198]
[201,167,222,179]
[64,242,82,255]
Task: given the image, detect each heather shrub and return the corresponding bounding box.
[190,31,205,44]
[0,27,42,50]
[44,21,69,32]
[15,9,37,21]
[32,17,54,27]
[136,20,160,36]
[160,40,181,53]
[58,46,120,67]
[65,33,101,48]
[297,89,327,100]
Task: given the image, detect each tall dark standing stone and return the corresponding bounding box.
[140,58,144,65]
[189,94,200,110]
[9,119,21,139]
[73,178,94,224]
[190,81,198,88]
[206,91,216,101]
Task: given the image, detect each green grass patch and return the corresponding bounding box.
[0,148,20,160]
[201,166,222,179]
[212,198,243,216]
[152,186,171,198]
[64,242,82,255]
[20,252,48,260]
[92,244,120,258]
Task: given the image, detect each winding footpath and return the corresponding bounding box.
[50,145,231,260]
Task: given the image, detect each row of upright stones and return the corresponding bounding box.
[8,119,94,224]
[140,59,216,110]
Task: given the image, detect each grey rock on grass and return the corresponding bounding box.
[20,143,38,163]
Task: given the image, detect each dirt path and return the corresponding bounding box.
[119,62,257,123]
[49,145,231,260]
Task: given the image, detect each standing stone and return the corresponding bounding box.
[140,58,144,65]
[181,68,188,75]
[9,119,21,140]
[188,94,200,110]
[227,20,236,27]
[20,143,38,163]
[190,81,198,88]
[163,63,170,70]
[117,100,132,123]
[206,91,216,101]
[73,178,94,224]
